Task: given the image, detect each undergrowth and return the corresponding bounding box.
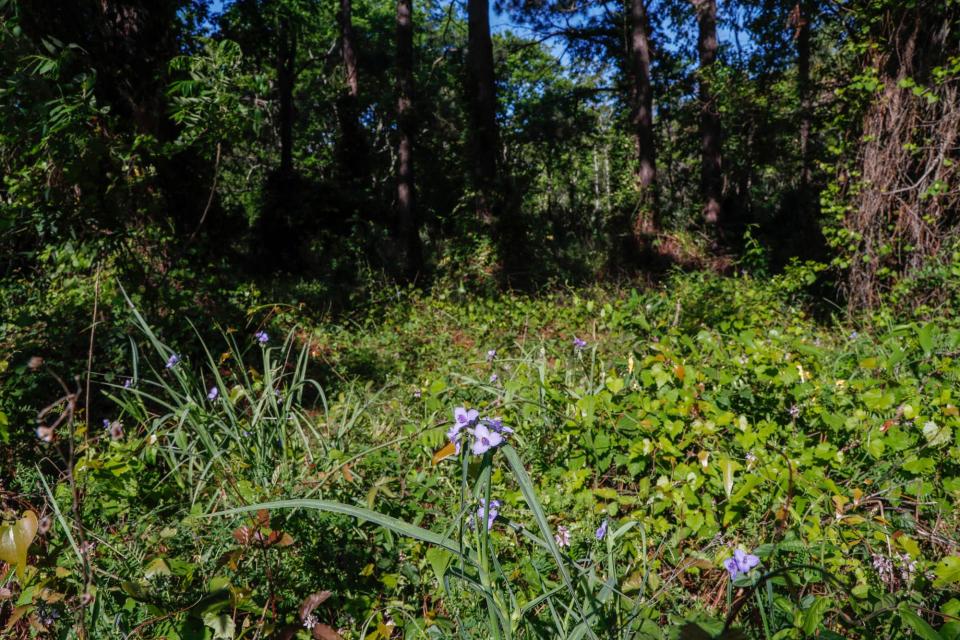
[3,271,960,638]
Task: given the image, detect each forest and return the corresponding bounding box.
[2,0,960,637]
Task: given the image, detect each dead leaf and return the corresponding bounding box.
[300,590,333,621]
[232,525,254,545]
[432,441,457,465]
[313,623,342,640]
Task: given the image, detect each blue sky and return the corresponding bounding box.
[205,1,747,64]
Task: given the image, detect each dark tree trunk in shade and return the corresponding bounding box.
[466,0,500,225]
[277,16,296,176]
[693,0,723,230]
[395,0,423,277]
[629,0,659,237]
[796,0,812,191]
[337,0,367,181]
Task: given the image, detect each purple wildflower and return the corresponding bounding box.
[486,349,497,362]
[482,417,513,435]
[123,378,133,389]
[255,330,269,344]
[469,422,504,456]
[595,520,608,541]
[489,373,498,383]
[108,421,124,441]
[102,419,110,429]
[165,354,180,369]
[573,337,587,352]
[555,525,571,548]
[207,386,219,401]
[724,549,760,580]
[447,407,479,451]
[475,498,501,530]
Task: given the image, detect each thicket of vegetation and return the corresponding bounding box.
[2,0,960,638]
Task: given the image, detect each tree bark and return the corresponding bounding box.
[395,0,423,277]
[629,0,659,237]
[277,15,296,176]
[466,0,499,225]
[337,0,366,181]
[693,0,723,230]
[796,1,812,191]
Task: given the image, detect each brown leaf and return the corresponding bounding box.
[232,525,253,545]
[300,591,332,621]
[312,623,343,640]
[4,605,29,631]
[255,509,270,528]
[432,441,457,465]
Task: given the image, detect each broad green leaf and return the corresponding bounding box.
[917,323,936,354]
[899,605,943,640]
[803,597,832,635]
[425,547,453,583]
[203,611,235,639]
[933,556,960,588]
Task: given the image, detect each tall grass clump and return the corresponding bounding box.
[107,291,353,502]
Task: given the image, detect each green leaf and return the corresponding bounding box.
[802,597,832,635]
[144,557,171,578]
[605,376,624,394]
[209,499,469,561]
[933,556,960,588]
[899,605,943,640]
[917,323,936,354]
[425,547,453,583]
[203,611,235,639]
[903,457,936,474]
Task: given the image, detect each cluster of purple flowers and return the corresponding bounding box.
[724,548,760,580]
[447,407,512,456]
[255,330,269,345]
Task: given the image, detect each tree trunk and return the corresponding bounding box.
[337,0,366,181]
[629,0,659,238]
[395,0,423,277]
[466,0,499,225]
[693,0,723,230]
[277,16,296,176]
[796,1,812,191]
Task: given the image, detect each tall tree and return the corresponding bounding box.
[395,0,423,276]
[277,14,296,176]
[629,0,659,237]
[337,0,366,180]
[693,0,723,230]
[466,0,500,225]
[793,1,812,191]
